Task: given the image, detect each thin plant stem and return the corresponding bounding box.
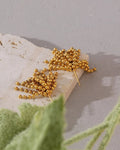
[85,99,120,150]
[64,122,108,146]
[85,131,103,150]
[98,108,120,150]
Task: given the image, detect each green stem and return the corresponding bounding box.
[64,122,108,146]
[85,99,120,150]
[85,130,103,150]
[98,108,120,150]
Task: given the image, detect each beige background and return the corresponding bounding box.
[0,0,120,149]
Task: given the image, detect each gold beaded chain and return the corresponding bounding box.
[15,69,58,101]
[44,47,96,85]
[15,47,96,101]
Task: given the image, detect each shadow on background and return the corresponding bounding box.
[23,37,120,131]
[23,37,62,50]
[65,52,120,131]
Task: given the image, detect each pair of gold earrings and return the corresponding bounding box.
[15,47,96,101]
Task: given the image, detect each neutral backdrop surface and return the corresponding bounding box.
[0,0,120,149]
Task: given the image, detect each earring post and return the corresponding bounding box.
[73,70,80,86]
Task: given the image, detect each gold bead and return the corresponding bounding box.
[20,88,24,91]
[25,84,28,87]
[35,93,39,96]
[52,87,55,90]
[68,58,72,62]
[28,95,32,99]
[44,60,49,63]
[53,84,56,88]
[32,95,35,99]
[62,49,65,52]
[76,66,79,69]
[43,68,47,72]
[21,82,25,86]
[34,68,38,72]
[82,63,85,66]
[29,90,33,94]
[41,71,45,74]
[15,87,19,91]
[16,82,20,86]
[90,69,93,73]
[36,72,40,75]
[27,85,31,88]
[82,60,86,63]
[66,55,69,59]
[87,70,91,73]
[84,68,88,71]
[72,65,76,69]
[43,92,48,97]
[19,95,22,99]
[38,91,42,95]
[32,90,36,94]
[24,89,28,93]
[35,85,38,89]
[85,61,88,64]
[49,90,52,94]
[31,85,34,89]
[53,48,58,51]
[42,88,46,92]
[46,86,50,90]
[81,66,85,69]
[23,95,27,99]
[33,73,36,76]
[93,67,96,71]
[38,86,42,90]
[28,77,32,81]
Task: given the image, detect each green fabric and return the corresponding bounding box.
[0,103,43,150]
[1,95,120,150]
[0,95,65,150]
[19,103,43,128]
[0,109,22,150]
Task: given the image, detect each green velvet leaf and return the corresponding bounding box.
[19,103,43,128]
[4,95,66,150]
[0,109,22,150]
[0,103,43,150]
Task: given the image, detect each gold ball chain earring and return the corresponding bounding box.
[15,68,58,101]
[15,47,96,101]
[44,47,96,86]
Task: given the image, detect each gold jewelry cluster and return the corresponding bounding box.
[15,47,96,100]
[44,47,96,72]
[15,69,58,101]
